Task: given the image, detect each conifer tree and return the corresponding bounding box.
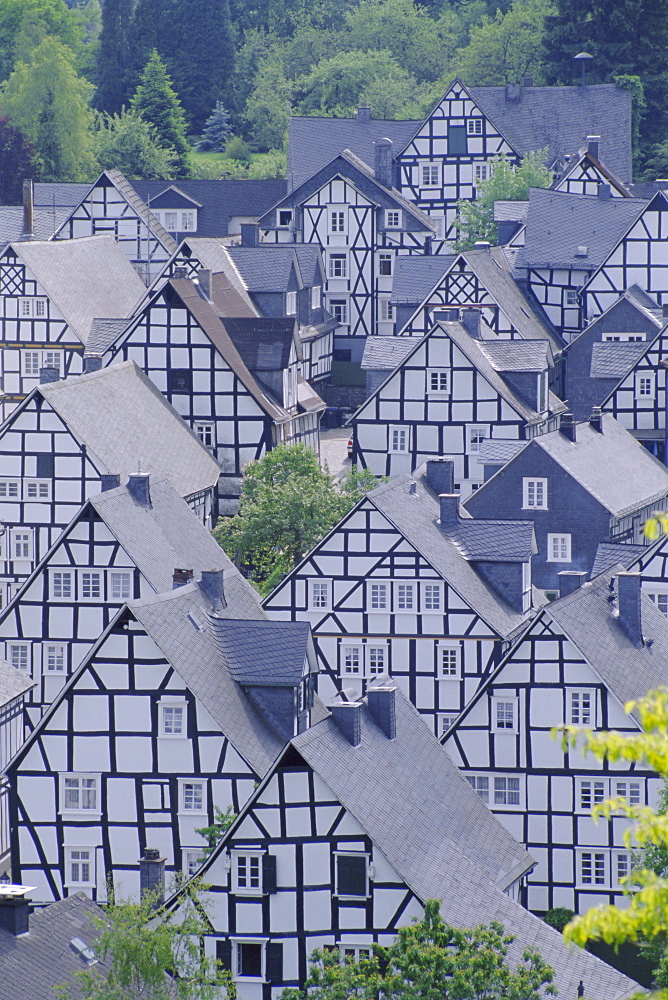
[196,101,233,151]
[169,0,235,132]
[130,50,191,177]
[0,117,40,204]
[94,0,134,113]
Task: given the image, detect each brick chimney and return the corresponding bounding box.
[367,683,396,739]
[84,356,103,374]
[240,223,259,248]
[374,138,393,189]
[39,367,60,384]
[139,848,166,905]
[22,179,34,241]
[100,473,121,492]
[558,571,587,598]
[0,886,31,937]
[461,308,481,338]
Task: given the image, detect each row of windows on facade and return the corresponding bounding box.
[466,772,643,811]
[338,640,460,680]
[488,689,597,733]
[309,579,447,613]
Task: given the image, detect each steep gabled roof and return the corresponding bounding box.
[133,178,288,236]
[581,190,668,294]
[211,619,311,686]
[361,336,413,371]
[591,541,647,578]
[478,338,552,372]
[590,341,646,378]
[7,236,146,343]
[390,254,455,305]
[553,148,633,197]
[224,245,306,293]
[30,361,221,498]
[0,658,34,706]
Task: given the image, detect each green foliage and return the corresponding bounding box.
[94,0,133,113]
[214,444,381,593]
[130,50,190,177]
[195,805,236,858]
[644,511,668,541]
[453,150,552,249]
[1,34,97,181]
[0,0,85,84]
[283,900,556,1000]
[448,0,551,86]
[94,107,176,179]
[224,134,251,163]
[0,114,40,203]
[54,881,223,1000]
[167,0,235,132]
[295,48,424,118]
[196,100,233,152]
[543,907,575,933]
[243,56,292,150]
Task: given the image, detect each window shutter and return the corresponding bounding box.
[448,125,467,155]
[262,853,277,894]
[36,454,54,478]
[216,939,232,971]
[266,942,283,982]
[337,854,367,896]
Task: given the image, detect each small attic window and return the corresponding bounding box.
[278,209,293,228]
[574,245,589,257]
[71,937,98,966]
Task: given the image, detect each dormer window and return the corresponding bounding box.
[278,209,293,228]
[385,210,401,229]
[154,209,197,232]
[286,291,297,316]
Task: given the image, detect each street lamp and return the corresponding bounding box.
[574,52,594,87]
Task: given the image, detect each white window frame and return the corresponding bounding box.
[328,254,348,279]
[427,369,450,395]
[646,587,668,617]
[576,776,643,813]
[18,297,48,319]
[466,774,490,803]
[467,425,487,455]
[341,644,362,677]
[377,253,393,277]
[438,714,458,738]
[329,209,347,235]
[159,699,187,738]
[233,938,267,982]
[7,642,30,673]
[438,642,461,679]
[182,849,204,877]
[367,581,389,612]
[467,118,483,135]
[50,568,74,600]
[278,209,293,229]
[577,849,632,889]
[422,581,443,612]
[231,850,265,895]
[78,569,103,602]
[636,373,655,400]
[491,696,518,734]
[522,477,548,510]
[23,479,51,500]
[179,779,207,814]
[568,688,596,728]
[60,773,100,815]
[22,350,41,376]
[108,570,132,601]
[365,643,387,677]
[43,642,66,673]
[338,943,374,964]
[565,289,579,306]
[421,163,441,188]
[311,285,321,309]
[65,847,96,888]
[42,350,60,371]
[492,774,523,808]
[330,299,348,325]
[286,290,297,316]
[308,578,332,611]
[547,533,572,563]
[385,209,401,230]
[10,527,33,561]
[389,425,410,454]
[379,298,393,322]
[0,479,20,499]
[194,421,216,449]
[393,581,416,613]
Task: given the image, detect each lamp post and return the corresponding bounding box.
[574,52,593,87]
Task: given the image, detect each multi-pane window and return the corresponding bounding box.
[615,852,631,885]
[547,533,571,562]
[566,289,579,306]
[329,255,347,278]
[335,853,368,897]
[161,704,185,736]
[474,164,488,183]
[493,776,521,805]
[309,579,331,610]
[330,210,346,233]
[109,572,131,600]
[523,478,548,509]
[439,714,458,737]
[578,850,633,888]
[423,583,442,611]
[428,370,450,393]
[24,480,50,499]
[286,290,297,315]
[492,698,517,732]
[67,848,93,885]
[439,645,460,678]
[330,300,348,324]
[12,530,32,559]
[580,851,606,885]
[395,583,415,611]
[195,422,215,448]
[367,646,385,675]
[234,854,262,893]
[647,591,668,616]
[368,582,388,611]
[80,572,102,599]
[389,426,409,453]
[579,779,606,811]
[18,298,48,319]
[379,298,393,321]
[342,646,362,675]
[378,253,393,276]
[385,210,401,229]
[468,426,487,454]
[23,351,40,376]
[466,774,489,803]
[614,779,641,805]
[636,373,655,399]
[467,119,483,135]
[8,643,29,672]
[43,351,59,369]
[63,775,97,811]
[183,850,203,877]
[181,781,205,812]
[45,644,65,672]
[569,689,595,727]
[578,777,643,811]
[421,164,440,187]
[0,480,19,498]
[52,570,73,599]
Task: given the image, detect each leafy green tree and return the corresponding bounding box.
[94,0,134,113]
[196,100,233,151]
[0,0,84,83]
[94,107,176,178]
[196,806,236,858]
[224,134,251,163]
[55,881,224,1000]
[0,114,40,203]
[543,907,575,933]
[215,444,380,593]
[130,50,190,177]
[283,900,556,1000]
[1,35,97,181]
[560,688,668,988]
[243,56,292,149]
[453,150,552,249]
[295,48,423,118]
[448,0,551,86]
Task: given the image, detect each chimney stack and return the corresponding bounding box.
[199,568,226,613]
[438,493,460,528]
[39,367,60,384]
[240,223,259,248]
[367,683,396,739]
[139,848,166,906]
[589,406,603,433]
[198,268,212,300]
[22,179,34,240]
[523,74,534,87]
[100,473,120,492]
[587,136,600,160]
[423,236,432,256]
[127,473,151,507]
[374,137,393,189]
[173,568,194,589]
[0,886,31,937]
[426,458,454,496]
[461,307,481,338]
[84,356,103,374]
[597,183,611,201]
[560,412,577,442]
[356,103,371,123]
[558,571,587,599]
[616,572,643,645]
[330,699,362,746]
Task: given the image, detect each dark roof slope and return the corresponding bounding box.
[0,659,34,706]
[223,317,296,371]
[224,245,308,292]
[590,341,646,378]
[211,619,311,685]
[133,179,288,237]
[591,542,646,577]
[391,255,454,305]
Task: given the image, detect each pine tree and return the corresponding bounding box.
[196,101,233,151]
[169,0,235,132]
[130,50,191,177]
[0,117,40,205]
[95,0,134,113]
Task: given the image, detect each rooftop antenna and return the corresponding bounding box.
[574,52,593,88]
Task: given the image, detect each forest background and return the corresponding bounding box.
[0,0,667,196]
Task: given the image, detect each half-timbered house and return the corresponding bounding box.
[164,680,637,1000]
[0,471,248,730]
[515,189,646,337]
[87,276,324,511]
[351,317,560,491]
[0,361,220,598]
[0,236,145,420]
[446,568,666,915]
[0,662,33,861]
[264,462,534,739]
[7,575,318,903]
[552,138,633,198]
[464,412,668,592]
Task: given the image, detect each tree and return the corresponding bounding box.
[196,805,236,858]
[283,900,556,1000]
[243,56,292,150]
[94,0,134,113]
[0,115,40,204]
[0,0,84,83]
[94,107,176,179]
[214,444,379,594]
[448,0,551,86]
[196,100,233,151]
[130,51,190,177]
[295,48,423,118]
[168,0,236,132]
[560,688,668,986]
[453,151,552,249]
[55,881,224,1000]
[1,35,97,181]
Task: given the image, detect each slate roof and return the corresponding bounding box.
[224,244,321,293]
[469,83,633,182]
[0,658,34,706]
[86,318,133,356]
[132,179,288,236]
[527,413,668,516]
[494,201,529,222]
[34,182,92,209]
[287,115,421,190]
[589,341,647,378]
[554,149,633,197]
[0,892,110,1000]
[223,317,296,371]
[390,255,455,305]
[361,336,413,370]
[32,361,221,499]
[8,237,146,343]
[478,338,552,372]
[211,619,311,686]
[478,438,527,465]
[591,542,646,577]
[515,189,646,272]
[444,515,536,563]
[0,206,71,248]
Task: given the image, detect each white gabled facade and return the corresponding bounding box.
[600,327,668,456]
